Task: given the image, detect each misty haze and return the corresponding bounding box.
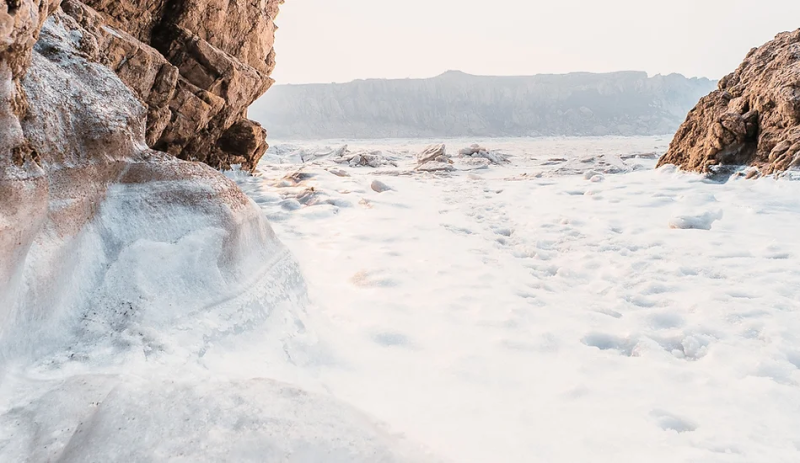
[2,1,800,463]
[252,71,715,139]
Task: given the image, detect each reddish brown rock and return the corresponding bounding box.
[54,0,282,171]
[658,29,800,175]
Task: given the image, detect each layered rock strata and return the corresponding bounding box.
[60,0,281,171]
[658,29,800,174]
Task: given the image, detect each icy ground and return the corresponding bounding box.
[230,136,800,462]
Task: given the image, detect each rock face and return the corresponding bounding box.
[58,0,281,171]
[250,71,716,139]
[658,29,800,174]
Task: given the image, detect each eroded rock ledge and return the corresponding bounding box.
[0,0,288,347]
[58,0,281,171]
[658,29,800,175]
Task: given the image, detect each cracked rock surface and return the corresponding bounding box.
[659,29,800,175]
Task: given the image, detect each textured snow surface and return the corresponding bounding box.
[230,136,800,463]
[3,135,800,462]
[0,177,434,462]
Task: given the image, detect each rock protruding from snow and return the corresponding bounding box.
[371,179,393,193]
[658,28,800,175]
[57,0,283,171]
[668,211,724,230]
[459,144,508,164]
[327,167,350,177]
[415,144,455,172]
[417,143,448,164]
[0,13,306,366]
[458,144,487,156]
[333,147,397,168]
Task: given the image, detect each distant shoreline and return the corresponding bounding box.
[267,134,673,145]
[252,71,714,141]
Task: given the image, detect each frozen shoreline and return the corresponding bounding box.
[235,136,800,462]
[2,135,798,462]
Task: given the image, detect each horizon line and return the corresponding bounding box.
[273,70,719,86]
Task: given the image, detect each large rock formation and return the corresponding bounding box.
[0,0,287,346]
[1,0,284,308]
[0,0,295,413]
[58,0,281,171]
[0,0,294,366]
[658,29,800,174]
[250,70,716,139]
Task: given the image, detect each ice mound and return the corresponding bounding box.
[458,144,508,164]
[335,148,399,168]
[668,210,724,230]
[0,175,307,366]
[0,375,433,462]
[0,19,308,366]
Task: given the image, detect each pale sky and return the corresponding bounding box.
[270,0,800,84]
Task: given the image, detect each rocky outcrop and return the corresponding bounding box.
[658,29,800,174]
[250,71,716,139]
[57,0,281,171]
[1,0,285,311]
[1,0,284,311]
[0,1,291,363]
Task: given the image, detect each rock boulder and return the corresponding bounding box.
[417,143,447,164]
[658,29,800,175]
[56,0,283,171]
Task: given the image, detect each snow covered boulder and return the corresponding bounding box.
[668,211,724,230]
[334,148,396,168]
[459,144,487,156]
[458,144,508,164]
[371,179,393,193]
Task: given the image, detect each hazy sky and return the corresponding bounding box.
[271,0,800,84]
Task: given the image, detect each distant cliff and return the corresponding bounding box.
[250,71,716,139]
